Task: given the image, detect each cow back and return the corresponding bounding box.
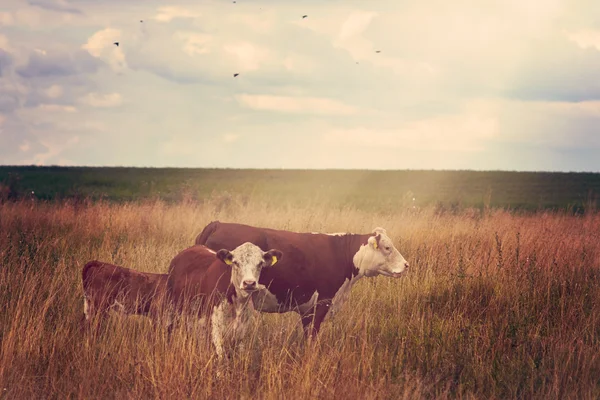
[195,221,370,304]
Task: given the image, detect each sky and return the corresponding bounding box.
[0,0,599,171]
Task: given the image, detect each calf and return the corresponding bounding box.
[195,221,410,339]
[81,261,168,331]
[168,243,282,359]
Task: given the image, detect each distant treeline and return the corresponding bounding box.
[1,166,599,213]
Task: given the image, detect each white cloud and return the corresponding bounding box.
[44,84,63,99]
[235,94,358,115]
[566,29,600,51]
[1,0,600,170]
[223,133,240,143]
[338,11,378,40]
[19,141,30,152]
[323,112,499,152]
[162,136,200,156]
[29,136,80,166]
[37,104,77,113]
[154,6,200,23]
[223,42,271,72]
[79,92,123,108]
[282,53,317,73]
[0,34,11,51]
[228,12,277,35]
[82,28,127,72]
[0,12,14,26]
[174,31,213,56]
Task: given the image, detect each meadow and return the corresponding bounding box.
[1,188,599,399]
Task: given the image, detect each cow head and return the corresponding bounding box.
[352,227,409,278]
[217,242,283,296]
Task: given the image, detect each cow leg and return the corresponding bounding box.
[82,296,110,336]
[300,299,332,340]
[231,298,254,356]
[80,295,92,333]
[211,301,229,361]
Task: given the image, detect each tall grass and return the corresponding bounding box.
[0,196,599,399]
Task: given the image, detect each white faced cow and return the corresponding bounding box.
[193,221,409,339]
[168,242,282,359]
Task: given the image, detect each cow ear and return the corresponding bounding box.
[373,227,387,236]
[217,249,234,266]
[368,234,381,250]
[264,249,283,267]
[367,235,377,249]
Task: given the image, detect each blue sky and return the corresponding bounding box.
[0,0,599,171]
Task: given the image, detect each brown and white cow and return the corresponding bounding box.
[194,221,410,338]
[167,242,282,359]
[81,261,168,330]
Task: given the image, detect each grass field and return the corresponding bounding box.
[2,166,600,212]
[1,193,599,399]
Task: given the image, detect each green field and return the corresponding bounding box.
[1,166,600,212]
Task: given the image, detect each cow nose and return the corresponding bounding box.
[242,280,257,289]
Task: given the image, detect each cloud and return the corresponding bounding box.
[44,84,63,99]
[323,113,498,152]
[338,11,378,40]
[154,6,200,23]
[223,42,272,72]
[1,0,600,170]
[0,92,20,112]
[78,92,122,108]
[223,133,240,143]
[567,29,600,51]
[28,135,80,166]
[82,28,126,72]
[27,0,82,15]
[235,94,358,115]
[0,49,13,76]
[506,34,600,101]
[16,49,101,78]
[37,104,78,113]
[174,31,213,56]
[19,141,30,152]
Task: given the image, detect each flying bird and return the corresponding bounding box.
[233,73,239,77]
[302,15,308,18]
[140,20,143,23]
[113,42,119,46]
[375,50,381,53]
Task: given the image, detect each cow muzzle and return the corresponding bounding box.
[241,280,258,291]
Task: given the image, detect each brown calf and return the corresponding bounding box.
[81,261,168,331]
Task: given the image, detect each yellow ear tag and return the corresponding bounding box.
[373,241,378,249]
[224,258,233,265]
[271,256,278,266]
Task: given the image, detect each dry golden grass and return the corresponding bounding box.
[1,196,599,399]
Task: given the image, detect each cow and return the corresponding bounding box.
[81,261,168,331]
[167,242,282,360]
[194,221,410,339]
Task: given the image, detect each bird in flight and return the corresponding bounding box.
[140,20,143,23]
[302,15,308,18]
[375,50,381,53]
[233,73,239,77]
[114,42,119,46]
